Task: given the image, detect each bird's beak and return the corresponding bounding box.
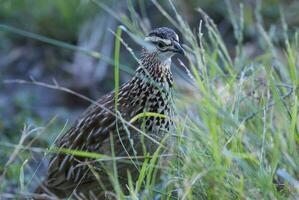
[173,41,185,56]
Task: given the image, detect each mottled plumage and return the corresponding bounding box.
[34,27,184,199]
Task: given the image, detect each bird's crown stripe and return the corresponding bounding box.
[144,36,172,45]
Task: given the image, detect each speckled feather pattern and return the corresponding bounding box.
[36,48,174,198]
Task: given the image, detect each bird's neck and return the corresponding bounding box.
[130,49,173,92]
[139,48,172,77]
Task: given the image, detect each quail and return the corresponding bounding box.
[34,27,185,199]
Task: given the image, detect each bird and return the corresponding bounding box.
[34,27,185,199]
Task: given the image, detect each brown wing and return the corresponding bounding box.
[41,80,144,196]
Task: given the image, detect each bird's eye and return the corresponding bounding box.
[158,42,165,48]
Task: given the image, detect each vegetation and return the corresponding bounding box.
[0,0,299,199]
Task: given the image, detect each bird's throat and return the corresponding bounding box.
[140,49,172,75]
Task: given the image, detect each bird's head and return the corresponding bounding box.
[144,27,185,62]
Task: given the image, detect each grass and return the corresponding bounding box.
[1,0,299,199]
